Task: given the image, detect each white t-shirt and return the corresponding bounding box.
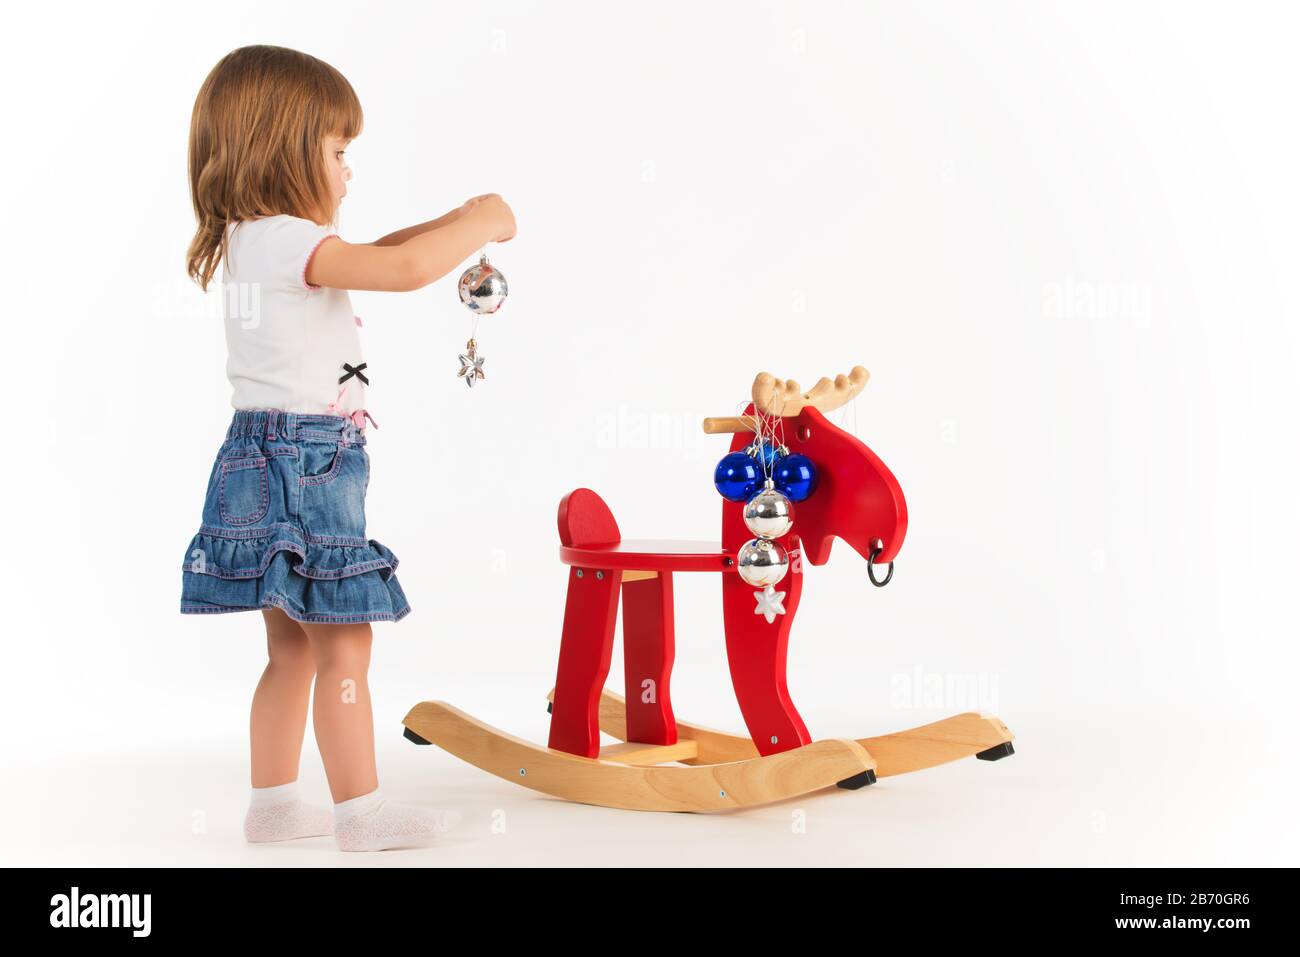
[221,215,367,415]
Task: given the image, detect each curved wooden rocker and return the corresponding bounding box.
[405,366,1015,812]
[550,687,1015,777]
[402,701,876,812]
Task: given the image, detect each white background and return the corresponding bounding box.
[3,0,1297,866]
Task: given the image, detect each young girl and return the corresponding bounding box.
[180,45,515,852]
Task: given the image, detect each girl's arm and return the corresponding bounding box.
[368,194,498,246]
[308,197,514,292]
[368,210,461,247]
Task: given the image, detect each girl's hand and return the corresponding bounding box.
[459,193,497,217]
[471,193,516,243]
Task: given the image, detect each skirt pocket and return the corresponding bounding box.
[299,441,345,486]
[218,452,269,526]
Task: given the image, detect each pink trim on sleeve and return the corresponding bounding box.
[302,233,341,291]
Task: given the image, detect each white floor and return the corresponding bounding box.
[12,693,1293,867]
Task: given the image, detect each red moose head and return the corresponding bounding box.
[724,367,909,572]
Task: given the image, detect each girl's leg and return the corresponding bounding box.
[250,608,316,787]
[300,620,378,803]
[299,618,459,850]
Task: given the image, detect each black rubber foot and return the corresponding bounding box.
[403,726,432,746]
[975,742,1015,761]
[836,769,877,790]
[546,701,553,714]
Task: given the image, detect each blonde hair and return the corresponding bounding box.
[186,45,363,291]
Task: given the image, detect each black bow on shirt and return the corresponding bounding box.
[339,362,369,386]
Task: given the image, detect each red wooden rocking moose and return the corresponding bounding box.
[403,366,1015,811]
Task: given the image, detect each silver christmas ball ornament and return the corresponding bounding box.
[736,537,789,587]
[458,252,509,314]
[743,480,794,540]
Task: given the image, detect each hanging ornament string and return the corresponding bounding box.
[752,403,774,483]
[771,397,786,470]
[751,396,783,485]
[767,413,776,481]
[774,391,789,455]
[759,389,791,482]
[740,397,763,477]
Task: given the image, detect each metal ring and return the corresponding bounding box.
[868,546,894,587]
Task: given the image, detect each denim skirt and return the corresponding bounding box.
[180,410,410,624]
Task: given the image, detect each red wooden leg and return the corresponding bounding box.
[548,567,621,758]
[621,573,677,745]
[721,538,810,755]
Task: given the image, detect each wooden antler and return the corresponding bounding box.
[753,366,870,415]
[702,366,871,434]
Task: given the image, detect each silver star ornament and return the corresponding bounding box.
[753,585,786,624]
[457,338,486,387]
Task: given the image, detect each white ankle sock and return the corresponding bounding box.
[333,792,462,852]
[244,782,334,843]
[333,787,384,825]
[250,781,300,806]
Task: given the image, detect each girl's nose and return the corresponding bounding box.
[343,163,352,182]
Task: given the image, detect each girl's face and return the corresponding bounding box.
[323,134,353,214]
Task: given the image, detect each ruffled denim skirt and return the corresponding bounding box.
[180,410,410,624]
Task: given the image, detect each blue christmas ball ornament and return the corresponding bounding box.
[773,453,818,502]
[714,451,762,502]
[745,440,787,469]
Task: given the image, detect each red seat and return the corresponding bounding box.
[559,538,731,573]
[556,487,729,571]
